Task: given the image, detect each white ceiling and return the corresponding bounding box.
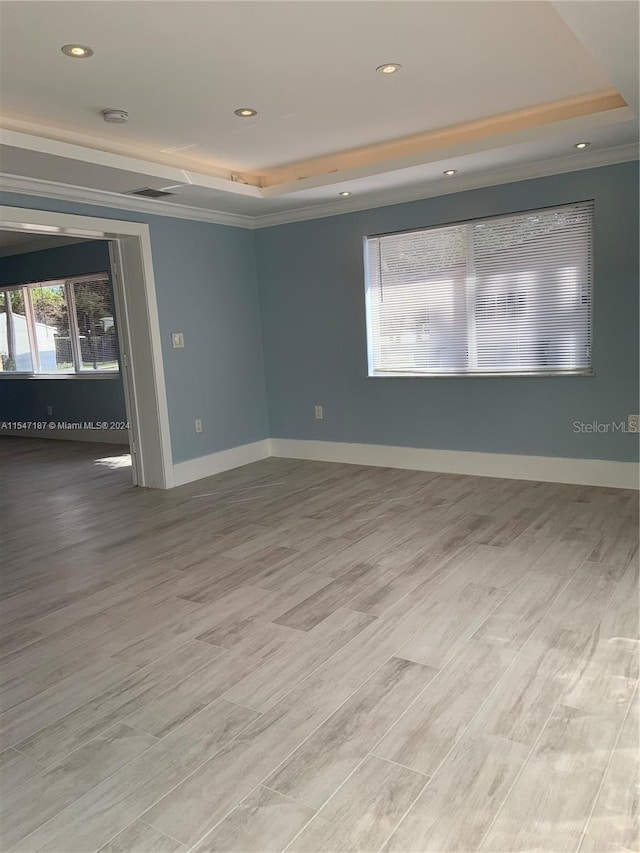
[0,0,614,171]
[0,1,637,224]
[0,229,88,257]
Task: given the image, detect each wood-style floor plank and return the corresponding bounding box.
[1,437,636,853]
[1,657,141,747]
[10,698,259,852]
[124,622,301,736]
[470,626,588,746]
[190,786,315,853]
[15,641,222,766]
[473,570,568,650]
[287,755,427,853]
[0,723,158,848]
[382,733,529,852]
[375,640,517,776]
[0,747,41,787]
[583,689,639,852]
[223,608,373,712]
[97,821,186,853]
[478,704,621,852]
[395,582,506,669]
[265,657,436,809]
[141,676,356,846]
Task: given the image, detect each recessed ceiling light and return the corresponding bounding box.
[376,63,402,75]
[443,169,458,176]
[574,142,590,150]
[234,108,257,117]
[61,44,93,58]
[339,191,352,198]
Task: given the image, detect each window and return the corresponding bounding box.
[364,201,593,377]
[0,274,120,375]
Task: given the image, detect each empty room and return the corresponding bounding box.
[0,2,638,852]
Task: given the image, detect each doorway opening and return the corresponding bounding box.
[0,206,173,488]
[0,231,132,480]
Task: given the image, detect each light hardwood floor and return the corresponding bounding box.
[0,437,637,853]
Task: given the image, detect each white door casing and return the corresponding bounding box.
[0,205,174,488]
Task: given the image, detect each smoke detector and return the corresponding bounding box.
[101,109,129,124]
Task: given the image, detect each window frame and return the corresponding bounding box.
[363,201,595,379]
[0,272,121,379]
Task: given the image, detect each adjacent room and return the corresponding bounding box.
[0,2,638,852]
[0,232,128,431]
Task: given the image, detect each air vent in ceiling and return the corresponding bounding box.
[126,188,176,199]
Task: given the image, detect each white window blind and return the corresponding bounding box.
[365,201,593,377]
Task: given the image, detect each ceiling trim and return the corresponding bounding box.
[1,143,637,231]
[0,119,258,185]
[260,107,634,198]
[3,97,632,202]
[252,143,639,228]
[258,89,626,187]
[0,129,262,196]
[3,90,625,194]
[0,173,256,229]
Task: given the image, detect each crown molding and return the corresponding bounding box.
[251,143,639,228]
[0,173,256,229]
[0,142,637,231]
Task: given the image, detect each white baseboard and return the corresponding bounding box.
[172,439,271,487]
[1,428,129,444]
[168,436,638,490]
[269,438,639,490]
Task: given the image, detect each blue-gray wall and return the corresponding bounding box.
[256,163,639,462]
[3,162,638,466]
[0,240,127,427]
[0,195,269,463]
[2,378,127,426]
[0,240,110,287]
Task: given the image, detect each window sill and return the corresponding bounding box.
[367,370,594,378]
[0,372,121,380]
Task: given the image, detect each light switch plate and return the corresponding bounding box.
[171,332,185,349]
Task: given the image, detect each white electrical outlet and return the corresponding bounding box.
[314,405,324,420]
[46,405,53,416]
[194,418,203,433]
[628,414,639,433]
[171,332,185,349]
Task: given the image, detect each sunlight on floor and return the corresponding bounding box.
[94,453,132,470]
